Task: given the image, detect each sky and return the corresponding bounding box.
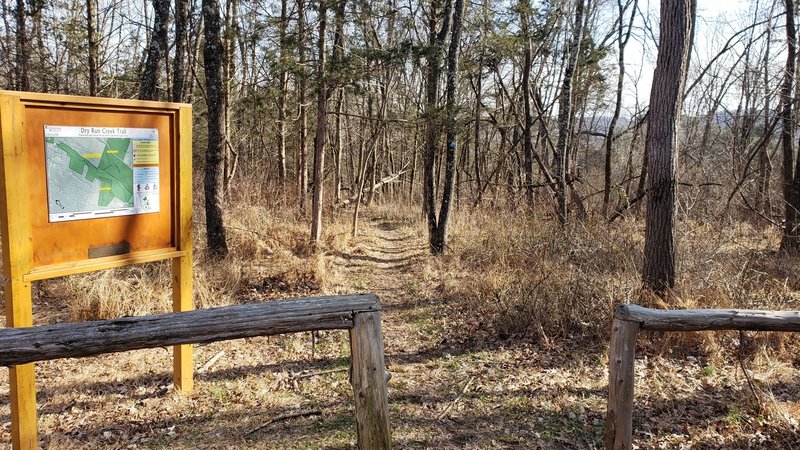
[623,0,754,109]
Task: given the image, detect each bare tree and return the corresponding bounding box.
[221,0,240,190]
[757,0,777,213]
[781,0,800,253]
[423,0,453,226]
[519,0,535,207]
[310,1,328,244]
[642,0,696,293]
[172,0,189,102]
[140,0,169,100]
[297,0,308,211]
[276,0,289,186]
[203,0,229,257]
[554,0,585,224]
[87,0,98,96]
[14,0,29,91]
[424,0,465,254]
[332,0,346,203]
[603,0,637,215]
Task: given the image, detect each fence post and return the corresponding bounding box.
[350,311,391,449]
[605,317,639,450]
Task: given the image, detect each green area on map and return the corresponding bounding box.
[56,137,133,207]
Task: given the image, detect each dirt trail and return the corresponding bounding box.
[325,216,598,449]
[329,217,435,356]
[331,218,424,294]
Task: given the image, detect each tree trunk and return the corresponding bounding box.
[554,0,585,224]
[757,2,777,213]
[367,150,377,206]
[409,125,418,201]
[14,0,29,91]
[2,3,14,89]
[429,0,464,253]
[222,0,238,191]
[423,0,453,249]
[276,0,289,187]
[185,5,203,103]
[140,0,169,100]
[520,0,534,207]
[472,67,483,199]
[633,124,648,214]
[87,0,99,96]
[332,0,347,203]
[782,0,800,253]
[642,0,696,293]
[334,90,344,203]
[310,1,328,244]
[172,0,189,102]
[297,0,308,212]
[203,0,230,257]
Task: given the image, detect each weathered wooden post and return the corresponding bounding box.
[350,311,391,449]
[605,317,639,450]
[604,304,800,449]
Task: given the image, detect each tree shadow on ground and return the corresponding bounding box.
[0,353,353,425]
[388,382,606,449]
[385,296,448,313]
[329,250,418,267]
[376,221,404,232]
[386,336,607,371]
[370,246,427,255]
[37,398,357,449]
[373,235,420,243]
[632,378,800,449]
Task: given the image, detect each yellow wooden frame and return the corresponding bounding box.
[0,91,193,450]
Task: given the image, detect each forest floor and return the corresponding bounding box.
[1,210,800,448]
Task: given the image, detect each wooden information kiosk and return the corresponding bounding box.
[0,91,193,449]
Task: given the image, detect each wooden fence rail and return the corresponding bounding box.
[0,294,391,449]
[605,304,800,450]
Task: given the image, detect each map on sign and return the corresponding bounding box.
[44,126,160,222]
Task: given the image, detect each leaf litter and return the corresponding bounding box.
[0,211,798,448]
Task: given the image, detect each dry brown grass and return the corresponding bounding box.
[60,263,174,322]
[432,206,800,351]
[434,209,640,342]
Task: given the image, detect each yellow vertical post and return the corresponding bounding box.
[172,105,193,393]
[0,94,38,449]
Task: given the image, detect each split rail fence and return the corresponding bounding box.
[0,294,391,450]
[605,303,800,449]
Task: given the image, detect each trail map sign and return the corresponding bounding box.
[0,91,194,450]
[44,126,160,222]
